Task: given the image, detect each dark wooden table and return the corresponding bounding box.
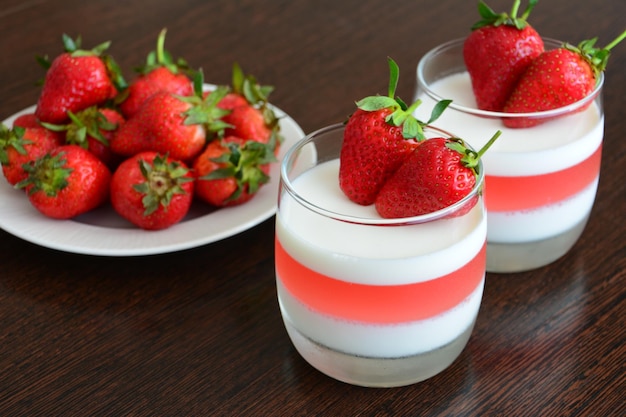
[1,0,624,415]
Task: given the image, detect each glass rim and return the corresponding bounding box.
[416,37,605,119]
[279,123,485,226]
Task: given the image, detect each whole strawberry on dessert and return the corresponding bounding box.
[0,123,63,185]
[35,34,126,124]
[111,71,231,162]
[193,135,275,207]
[503,30,626,127]
[118,28,194,119]
[375,131,501,218]
[110,152,194,230]
[339,57,451,206]
[15,145,111,219]
[41,106,125,169]
[463,0,543,112]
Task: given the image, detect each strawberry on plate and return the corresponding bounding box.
[118,28,194,119]
[0,123,63,185]
[35,34,126,124]
[219,63,284,155]
[463,0,543,112]
[16,145,111,219]
[12,113,43,129]
[110,151,194,230]
[111,72,231,162]
[503,31,626,127]
[375,131,501,218]
[193,135,275,207]
[42,106,125,169]
[339,57,451,206]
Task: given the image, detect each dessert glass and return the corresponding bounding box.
[414,38,604,273]
[275,123,487,387]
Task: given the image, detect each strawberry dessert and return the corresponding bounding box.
[275,59,493,387]
[414,1,624,272]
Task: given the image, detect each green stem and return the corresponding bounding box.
[519,0,538,21]
[476,130,502,159]
[156,28,167,64]
[605,29,626,51]
[509,0,521,18]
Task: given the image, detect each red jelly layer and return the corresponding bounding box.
[485,144,602,212]
[275,239,486,324]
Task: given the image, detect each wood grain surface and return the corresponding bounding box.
[0,0,624,415]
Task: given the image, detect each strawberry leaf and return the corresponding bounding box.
[356,96,398,111]
[471,0,537,31]
[387,57,400,98]
[426,99,452,124]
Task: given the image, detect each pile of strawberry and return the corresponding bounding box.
[0,29,283,230]
[339,58,500,219]
[463,0,625,127]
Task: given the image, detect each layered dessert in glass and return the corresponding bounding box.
[414,39,603,273]
[275,124,486,387]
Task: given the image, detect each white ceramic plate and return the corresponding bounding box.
[0,100,306,256]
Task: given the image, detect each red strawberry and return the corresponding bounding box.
[118,29,194,118]
[375,131,501,218]
[503,32,626,127]
[222,104,283,154]
[13,113,42,129]
[220,63,283,154]
[339,57,451,205]
[111,77,231,162]
[35,34,126,124]
[0,123,62,185]
[463,0,543,111]
[216,92,249,111]
[42,106,125,168]
[110,152,194,230]
[16,145,111,219]
[192,136,275,207]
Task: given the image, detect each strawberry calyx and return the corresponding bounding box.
[179,70,233,136]
[229,62,284,149]
[201,139,275,201]
[230,62,274,106]
[355,57,451,141]
[16,151,72,196]
[0,124,32,164]
[563,29,626,76]
[41,106,118,148]
[448,130,502,175]
[133,154,193,216]
[471,0,537,31]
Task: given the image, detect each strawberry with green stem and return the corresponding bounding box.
[339,57,451,205]
[118,28,194,118]
[219,63,284,155]
[503,30,626,127]
[375,131,501,219]
[110,152,194,230]
[193,135,276,207]
[16,145,111,219]
[42,106,125,168]
[463,0,544,112]
[35,34,126,124]
[0,123,63,185]
[112,71,231,162]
